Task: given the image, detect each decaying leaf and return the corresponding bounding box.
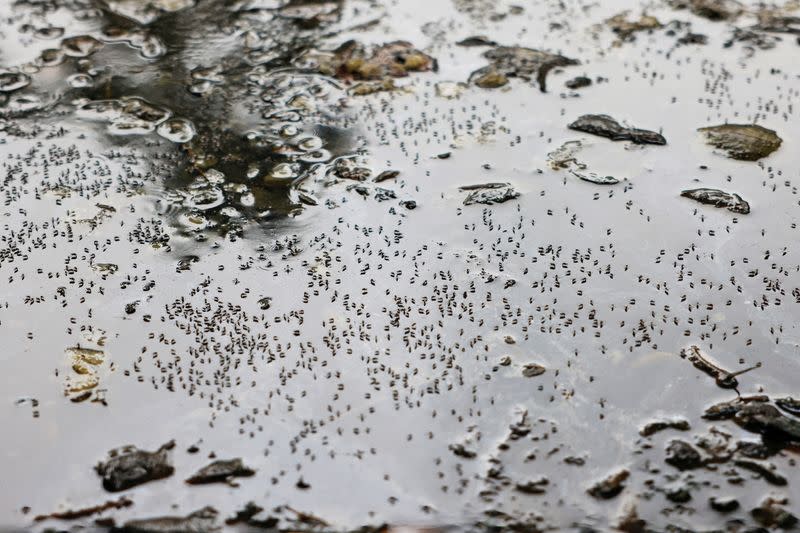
[698,124,782,161]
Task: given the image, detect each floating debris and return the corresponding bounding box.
[734,403,800,443]
[703,395,770,420]
[373,170,399,183]
[639,419,690,437]
[521,363,546,377]
[449,443,477,459]
[776,397,800,417]
[606,12,662,40]
[565,76,592,89]
[698,124,782,161]
[587,469,629,499]
[573,171,619,185]
[460,183,520,205]
[34,497,133,522]
[751,498,798,529]
[547,140,584,170]
[349,79,398,96]
[117,506,218,533]
[96,441,175,492]
[668,0,743,21]
[568,114,666,145]
[456,36,498,47]
[225,502,278,528]
[515,477,549,494]
[709,496,740,513]
[186,458,256,485]
[76,97,171,136]
[435,81,467,99]
[300,40,435,81]
[470,46,579,92]
[680,188,750,214]
[680,345,760,389]
[64,346,107,402]
[734,459,788,486]
[665,439,703,470]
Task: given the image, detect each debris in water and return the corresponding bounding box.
[776,397,800,417]
[34,497,133,522]
[587,469,629,499]
[117,506,218,533]
[734,459,788,486]
[349,78,399,96]
[225,502,278,528]
[668,0,743,21]
[698,124,782,161]
[680,345,760,389]
[435,81,467,99]
[373,170,400,183]
[703,395,770,420]
[639,419,690,437]
[469,46,579,92]
[606,12,662,41]
[565,76,592,89]
[96,441,175,492]
[300,40,435,81]
[750,498,798,529]
[521,363,546,378]
[568,114,666,145]
[515,477,549,494]
[64,346,107,402]
[460,183,520,205]
[456,36,498,47]
[77,97,171,136]
[449,442,477,459]
[574,172,619,185]
[185,458,256,485]
[734,403,800,443]
[709,496,740,513]
[680,188,751,214]
[664,439,703,470]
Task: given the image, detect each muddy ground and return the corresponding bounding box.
[1,0,800,531]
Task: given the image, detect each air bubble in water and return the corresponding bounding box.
[0,72,31,92]
[38,48,65,67]
[67,74,94,88]
[297,135,323,151]
[61,35,104,57]
[157,118,196,143]
[268,163,297,179]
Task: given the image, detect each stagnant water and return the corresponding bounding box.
[2,0,800,531]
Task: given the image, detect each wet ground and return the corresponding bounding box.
[2,0,800,531]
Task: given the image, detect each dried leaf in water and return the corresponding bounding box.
[96,441,175,492]
[568,114,666,145]
[680,188,750,214]
[521,363,546,377]
[606,12,661,40]
[118,506,219,533]
[587,469,629,499]
[461,183,520,205]
[698,124,782,161]
[186,458,255,484]
[469,46,579,92]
